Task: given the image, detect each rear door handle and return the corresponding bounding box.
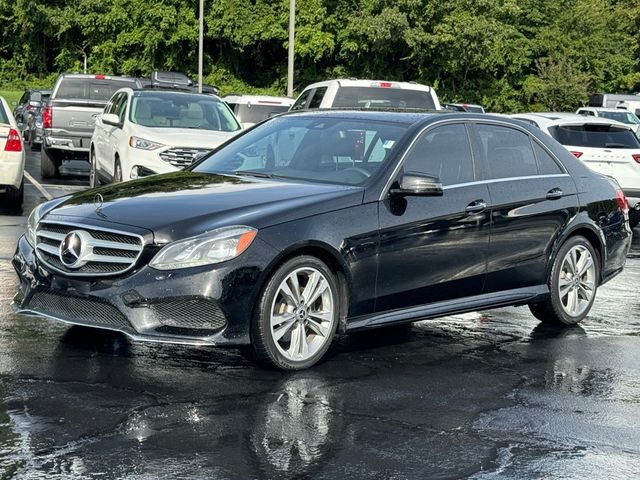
[546,188,563,200]
[465,200,487,214]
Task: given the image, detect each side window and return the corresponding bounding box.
[308,87,327,109]
[533,142,563,174]
[290,89,313,111]
[115,95,128,122]
[104,93,121,115]
[403,123,474,186]
[476,124,538,179]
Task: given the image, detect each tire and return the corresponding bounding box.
[114,158,123,183]
[4,180,24,210]
[629,209,639,229]
[529,235,599,325]
[251,256,340,370]
[41,148,58,179]
[89,149,100,188]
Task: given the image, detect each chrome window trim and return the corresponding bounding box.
[34,219,146,278]
[442,174,571,191]
[379,117,569,200]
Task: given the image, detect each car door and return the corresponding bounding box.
[102,93,126,178]
[375,122,491,312]
[93,96,115,169]
[472,122,579,292]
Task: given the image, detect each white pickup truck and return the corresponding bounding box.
[41,73,140,178]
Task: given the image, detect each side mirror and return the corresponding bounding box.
[390,172,444,197]
[102,113,122,127]
[29,101,42,108]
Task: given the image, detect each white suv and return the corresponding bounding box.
[290,79,441,111]
[223,95,294,129]
[90,89,241,185]
[512,113,640,227]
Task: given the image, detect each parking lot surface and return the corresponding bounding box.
[0,150,638,479]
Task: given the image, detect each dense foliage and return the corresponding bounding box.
[0,0,638,111]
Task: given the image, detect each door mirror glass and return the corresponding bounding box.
[391,172,443,197]
[102,113,122,127]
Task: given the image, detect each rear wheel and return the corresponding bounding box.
[41,148,58,179]
[529,236,598,325]
[251,256,339,370]
[4,180,24,210]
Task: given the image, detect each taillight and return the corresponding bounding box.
[95,74,106,79]
[615,189,629,213]
[632,154,640,164]
[4,128,22,152]
[570,151,583,158]
[42,104,52,129]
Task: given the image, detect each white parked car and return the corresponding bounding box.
[511,113,640,227]
[290,79,441,111]
[0,96,25,209]
[90,89,241,185]
[576,107,640,135]
[222,95,294,129]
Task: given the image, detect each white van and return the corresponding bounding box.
[223,95,294,128]
[290,79,441,111]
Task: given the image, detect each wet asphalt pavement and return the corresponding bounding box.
[0,150,638,479]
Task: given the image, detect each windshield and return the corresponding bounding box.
[193,116,409,186]
[332,87,435,109]
[549,124,640,148]
[130,93,240,131]
[597,111,640,125]
[55,78,137,101]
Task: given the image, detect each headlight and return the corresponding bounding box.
[25,197,69,247]
[129,136,164,151]
[149,226,258,270]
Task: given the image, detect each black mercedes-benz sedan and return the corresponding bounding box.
[12,111,632,369]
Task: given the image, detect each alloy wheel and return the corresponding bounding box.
[270,267,335,362]
[558,245,596,317]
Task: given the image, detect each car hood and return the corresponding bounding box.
[133,125,239,149]
[48,172,365,243]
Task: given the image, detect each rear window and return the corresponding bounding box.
[332,87,435,109]
[549,124,640,149]
[235,104,290,124]
[55,78,137,101]
[597,111,640,125]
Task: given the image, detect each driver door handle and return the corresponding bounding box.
[546,188,563,200]
[465,200,487,214]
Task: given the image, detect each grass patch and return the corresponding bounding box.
[0,90,23,106]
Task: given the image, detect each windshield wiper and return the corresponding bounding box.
[233,170,275,178]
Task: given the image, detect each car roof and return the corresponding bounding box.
[222,94,294,104]
[302,79,434,92]
[130,88,221,99]
[510,112,632,130]
[577,107,633,113]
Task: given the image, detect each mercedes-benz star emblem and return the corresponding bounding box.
[59,230,90,269]
[93,193,104,211]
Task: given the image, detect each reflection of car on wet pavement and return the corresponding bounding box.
[11,111,632,370]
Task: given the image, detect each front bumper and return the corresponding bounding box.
[12,235,276,346]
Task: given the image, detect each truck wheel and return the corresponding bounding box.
[4,180,24,211]
[629,209,639,229]
[529,235,598,325]
[41,149,59,179]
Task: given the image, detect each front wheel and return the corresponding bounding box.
[89,149,100,188]
[251,256,340,370]
[529,236,598,325]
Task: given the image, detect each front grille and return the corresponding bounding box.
[26,289,131,331]
[35,220,144,277]
[159,147,210,168]
[151,298,227,331]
